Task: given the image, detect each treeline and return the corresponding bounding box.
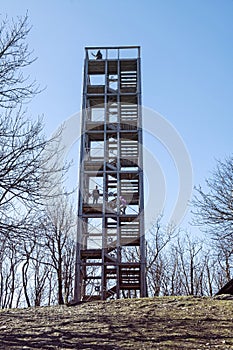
[1,211,231,308]
[146,219,232,297]
[0,14,72,308]
[0,197,76,308]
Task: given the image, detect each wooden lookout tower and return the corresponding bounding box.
[74,46,146,301]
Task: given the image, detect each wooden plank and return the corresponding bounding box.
[81,249,102,258]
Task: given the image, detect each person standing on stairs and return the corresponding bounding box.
[120,196,127,214]
[93,185,100,204]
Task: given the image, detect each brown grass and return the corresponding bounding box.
[0,296,233,349]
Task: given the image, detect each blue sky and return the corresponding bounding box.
[1,0,233,228]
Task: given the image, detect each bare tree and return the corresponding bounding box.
[40,196,76,305]
[0,13,69,245]
[192,156,233,283]
[0,13,70,308]
[0,111,69,246]
[31,245,51,307]
[0,13,39,108]
[146,216,177,296]
[0,240,22,308]
[174,234,203,296]
[193,156,233,243]
[201,252,218,296]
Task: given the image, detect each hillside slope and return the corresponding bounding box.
[0,296,233,349]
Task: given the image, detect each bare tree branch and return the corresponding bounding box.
[0,13,41,108]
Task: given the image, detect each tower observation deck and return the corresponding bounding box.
[74,46,146,301]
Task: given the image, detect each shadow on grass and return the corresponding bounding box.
[0,301,233,349]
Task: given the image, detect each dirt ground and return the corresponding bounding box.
[0,296,233,349]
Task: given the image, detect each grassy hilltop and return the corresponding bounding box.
[0,296,233,349]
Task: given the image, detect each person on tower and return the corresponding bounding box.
[92,185,100,204]
[120,196,127,214]
[91,50,102,60]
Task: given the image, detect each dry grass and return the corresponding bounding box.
[0,296,233,349]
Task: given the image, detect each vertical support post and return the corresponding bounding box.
[137,47,147,297]
[101,51,108,300]
[74,51,89,302]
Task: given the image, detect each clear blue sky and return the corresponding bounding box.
[1,0,233,228]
